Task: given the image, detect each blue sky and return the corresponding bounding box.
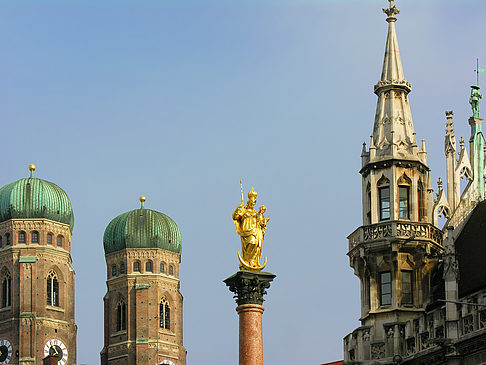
[1,1,485,364]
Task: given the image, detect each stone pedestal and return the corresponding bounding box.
[224,270,276,365]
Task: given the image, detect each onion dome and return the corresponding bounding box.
[0,165,74,230]
[103,196,182,255]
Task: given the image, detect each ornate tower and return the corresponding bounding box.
[345,1,444,362]
[0,165,76,365]
[100,197,186,365]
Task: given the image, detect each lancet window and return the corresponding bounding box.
[398,174,411,219]
[0,236,3,248]
[418,181,425,221]
[57,235,63,247]
[120,262,125,274]
[399,186,410,219]
[380,271,392,306]
[366,183,372,224]
[18,231,26,244]
[160,298,170,330]
[169,265,174,276]
[160,263,165,273]
[133,261,140,272]
[111,265,117,277]
[2,271,11,308]
[378,175,390,221]
[401,271,413,305]
[47,233,53,244]
[5,234,10,246]
[47,270,59,307]
[116,299,127,331]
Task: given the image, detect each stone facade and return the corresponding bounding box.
[344,2,486,364]
[101,248,185,365]
[0,219,76,365]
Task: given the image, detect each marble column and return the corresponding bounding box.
[224,270,276,365]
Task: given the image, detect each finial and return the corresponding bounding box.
[474,58,484,87]
[445,110,454,119]
[459,136,465,150]
[383,0,400,21]
[437,177,443,191]
[28,164,36,178]
[139,195,146,209]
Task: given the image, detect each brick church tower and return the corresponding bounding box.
[100,197,186,365]
[0,165,76,365]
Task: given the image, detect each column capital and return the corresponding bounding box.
[224,270,276,306]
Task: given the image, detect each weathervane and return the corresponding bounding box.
[383,0,400,19]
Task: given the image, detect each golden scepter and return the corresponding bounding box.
[240,179,244,205]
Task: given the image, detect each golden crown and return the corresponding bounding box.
[248,187,257,198]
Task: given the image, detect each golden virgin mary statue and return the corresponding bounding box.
[232,185,269,271]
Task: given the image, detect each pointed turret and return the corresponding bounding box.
[369,0,421,164]
[346,3,444,362]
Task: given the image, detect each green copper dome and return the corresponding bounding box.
[103,208,182,255]
[0,176,74,230]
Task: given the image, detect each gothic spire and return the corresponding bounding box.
[369,1,425,165]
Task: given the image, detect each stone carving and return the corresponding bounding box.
[363,223,392,240]
[224,271,276,306]
[371,342,385,360]
[406,337,416,355]
[421,332,430,349]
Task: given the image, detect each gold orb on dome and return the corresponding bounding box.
[139,196,146,203]
[29,164,36,172]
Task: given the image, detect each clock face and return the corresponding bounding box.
[44,339,68,365]
[0,339,12,364]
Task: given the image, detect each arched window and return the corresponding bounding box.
[133,261,140,272]
[111,265,117,277]
[145,261,153,272]
[120,262,126,274]
[56,235,63,247]
[398,174,412,219]
[0,236,3,248]
[160,263,165,273]
[18,231,26,244]
[47,270,59,307]
[116,300,127,331]
[5,234,10,246]
[2,271,11,308]
[31,231,39,243]
[377,175,390,221]
[160,298,170,330]
[46,233,53,244]
[169,265,174,276]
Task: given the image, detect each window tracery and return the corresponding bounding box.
[47,270,59,307]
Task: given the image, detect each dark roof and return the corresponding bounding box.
[455,200,486,297]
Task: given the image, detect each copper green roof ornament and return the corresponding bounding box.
[139,195,146,209]
[28,164,35,178]
[471,59,484,118]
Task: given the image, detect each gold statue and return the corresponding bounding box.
[232,182,269,271]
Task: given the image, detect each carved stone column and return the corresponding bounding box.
[224,270,276,365]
